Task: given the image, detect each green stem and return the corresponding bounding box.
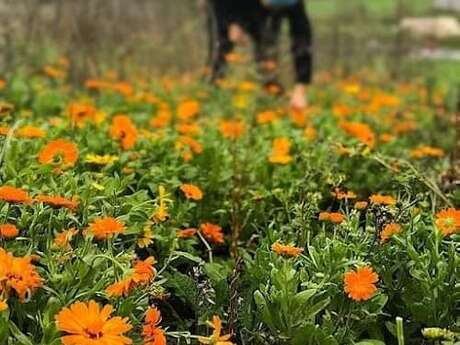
[396,316,405,345]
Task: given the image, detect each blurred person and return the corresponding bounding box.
[205,0,313,109]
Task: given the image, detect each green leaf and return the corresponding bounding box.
[8,322,34,345]
[355,340,386,345]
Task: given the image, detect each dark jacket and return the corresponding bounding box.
[206,0,313,85]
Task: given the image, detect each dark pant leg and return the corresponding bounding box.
[249,15,283,93]
[206,0,234,82]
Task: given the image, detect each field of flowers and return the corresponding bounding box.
[0,59,458,345]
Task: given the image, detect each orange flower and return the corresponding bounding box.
[87,217,125,240]
[16,126,46,139]
[409,145,445,159]
[344,266,378,302]
[219,120,245,140]
[35,194,79,211]
[106,278,133,297]
[106,257,156,297]
[271,242,303,257]
[132,257,156,284]
[369,194,396,206]
[331,188,357,200]
[67,102,104,127]
[112,82,134,98]
[177,228,197,238]
[225,52,245,63]
[0,186,32,204]
[339,121,375,148]
[0,224,19,239]
[380,223,402,243]
[38,139,79,169]
[198,315,234,345]
[257,110,279,124]
[177,100,200,121]
[380,133,395,143]
[200,223,224,244]
[175,136,203,155]
[354,201,368,210]
[176,122,201,136]
[55,300,132,345]
[304,126,317,141]
[333,103,352,117]
[143,307,166,345]
[43,65,66,79]
[180,184,203,200]
[269,137,292,164]
[435,208,460,236]
[319,212,345,224]
[53,228,78,249]
[0,248,43,300]
[110,115,138,150]
[150,106,172,129]
[0,79,6,90]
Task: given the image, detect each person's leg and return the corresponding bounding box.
[206,0,234,83]
[251,15,283,94]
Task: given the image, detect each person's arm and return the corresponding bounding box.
[206,0,234,83]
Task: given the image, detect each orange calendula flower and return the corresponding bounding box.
[176,136,203,156]
[257,110,279,124]
[177,100,200,121]
[67,102,104,127]
[55,300,132,345]
[369,194,396,206]
[380,223,402,243]
[304,126,317,141]
[132,257,156,284]
[198,315,234,345]
[269,137,292,164]
[43,64,66,79]
[380,133,395,143]
[16,126,46,139]
[344,266,379,302]
[177,228,197,238]
[180,184,203,201]
[319,212,345,224]
[150,107,172,129]
[110,115,138,150]
[435,208,460,236]
[176,122,201,136]
[331,188,357,200]
[53,228,78,249]
[0,248,43,300]
[106,257,156,297]
[35,194,79,211]
[87,217,125,240]
[354,201,368,210]
[219,120,245,140]
[409,145,445,159]
[271,242,303,257]
[143,307,166,345]
[106,278,133,298]
[200,223,224,244]
[333,103,352,117]
[0,186,32,204]
[0,224,19,239]
[339,121,375,148]
[38,139,79,169]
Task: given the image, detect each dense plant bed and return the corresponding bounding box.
[0,64,458,345]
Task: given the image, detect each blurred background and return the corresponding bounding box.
[1,0,460,84]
